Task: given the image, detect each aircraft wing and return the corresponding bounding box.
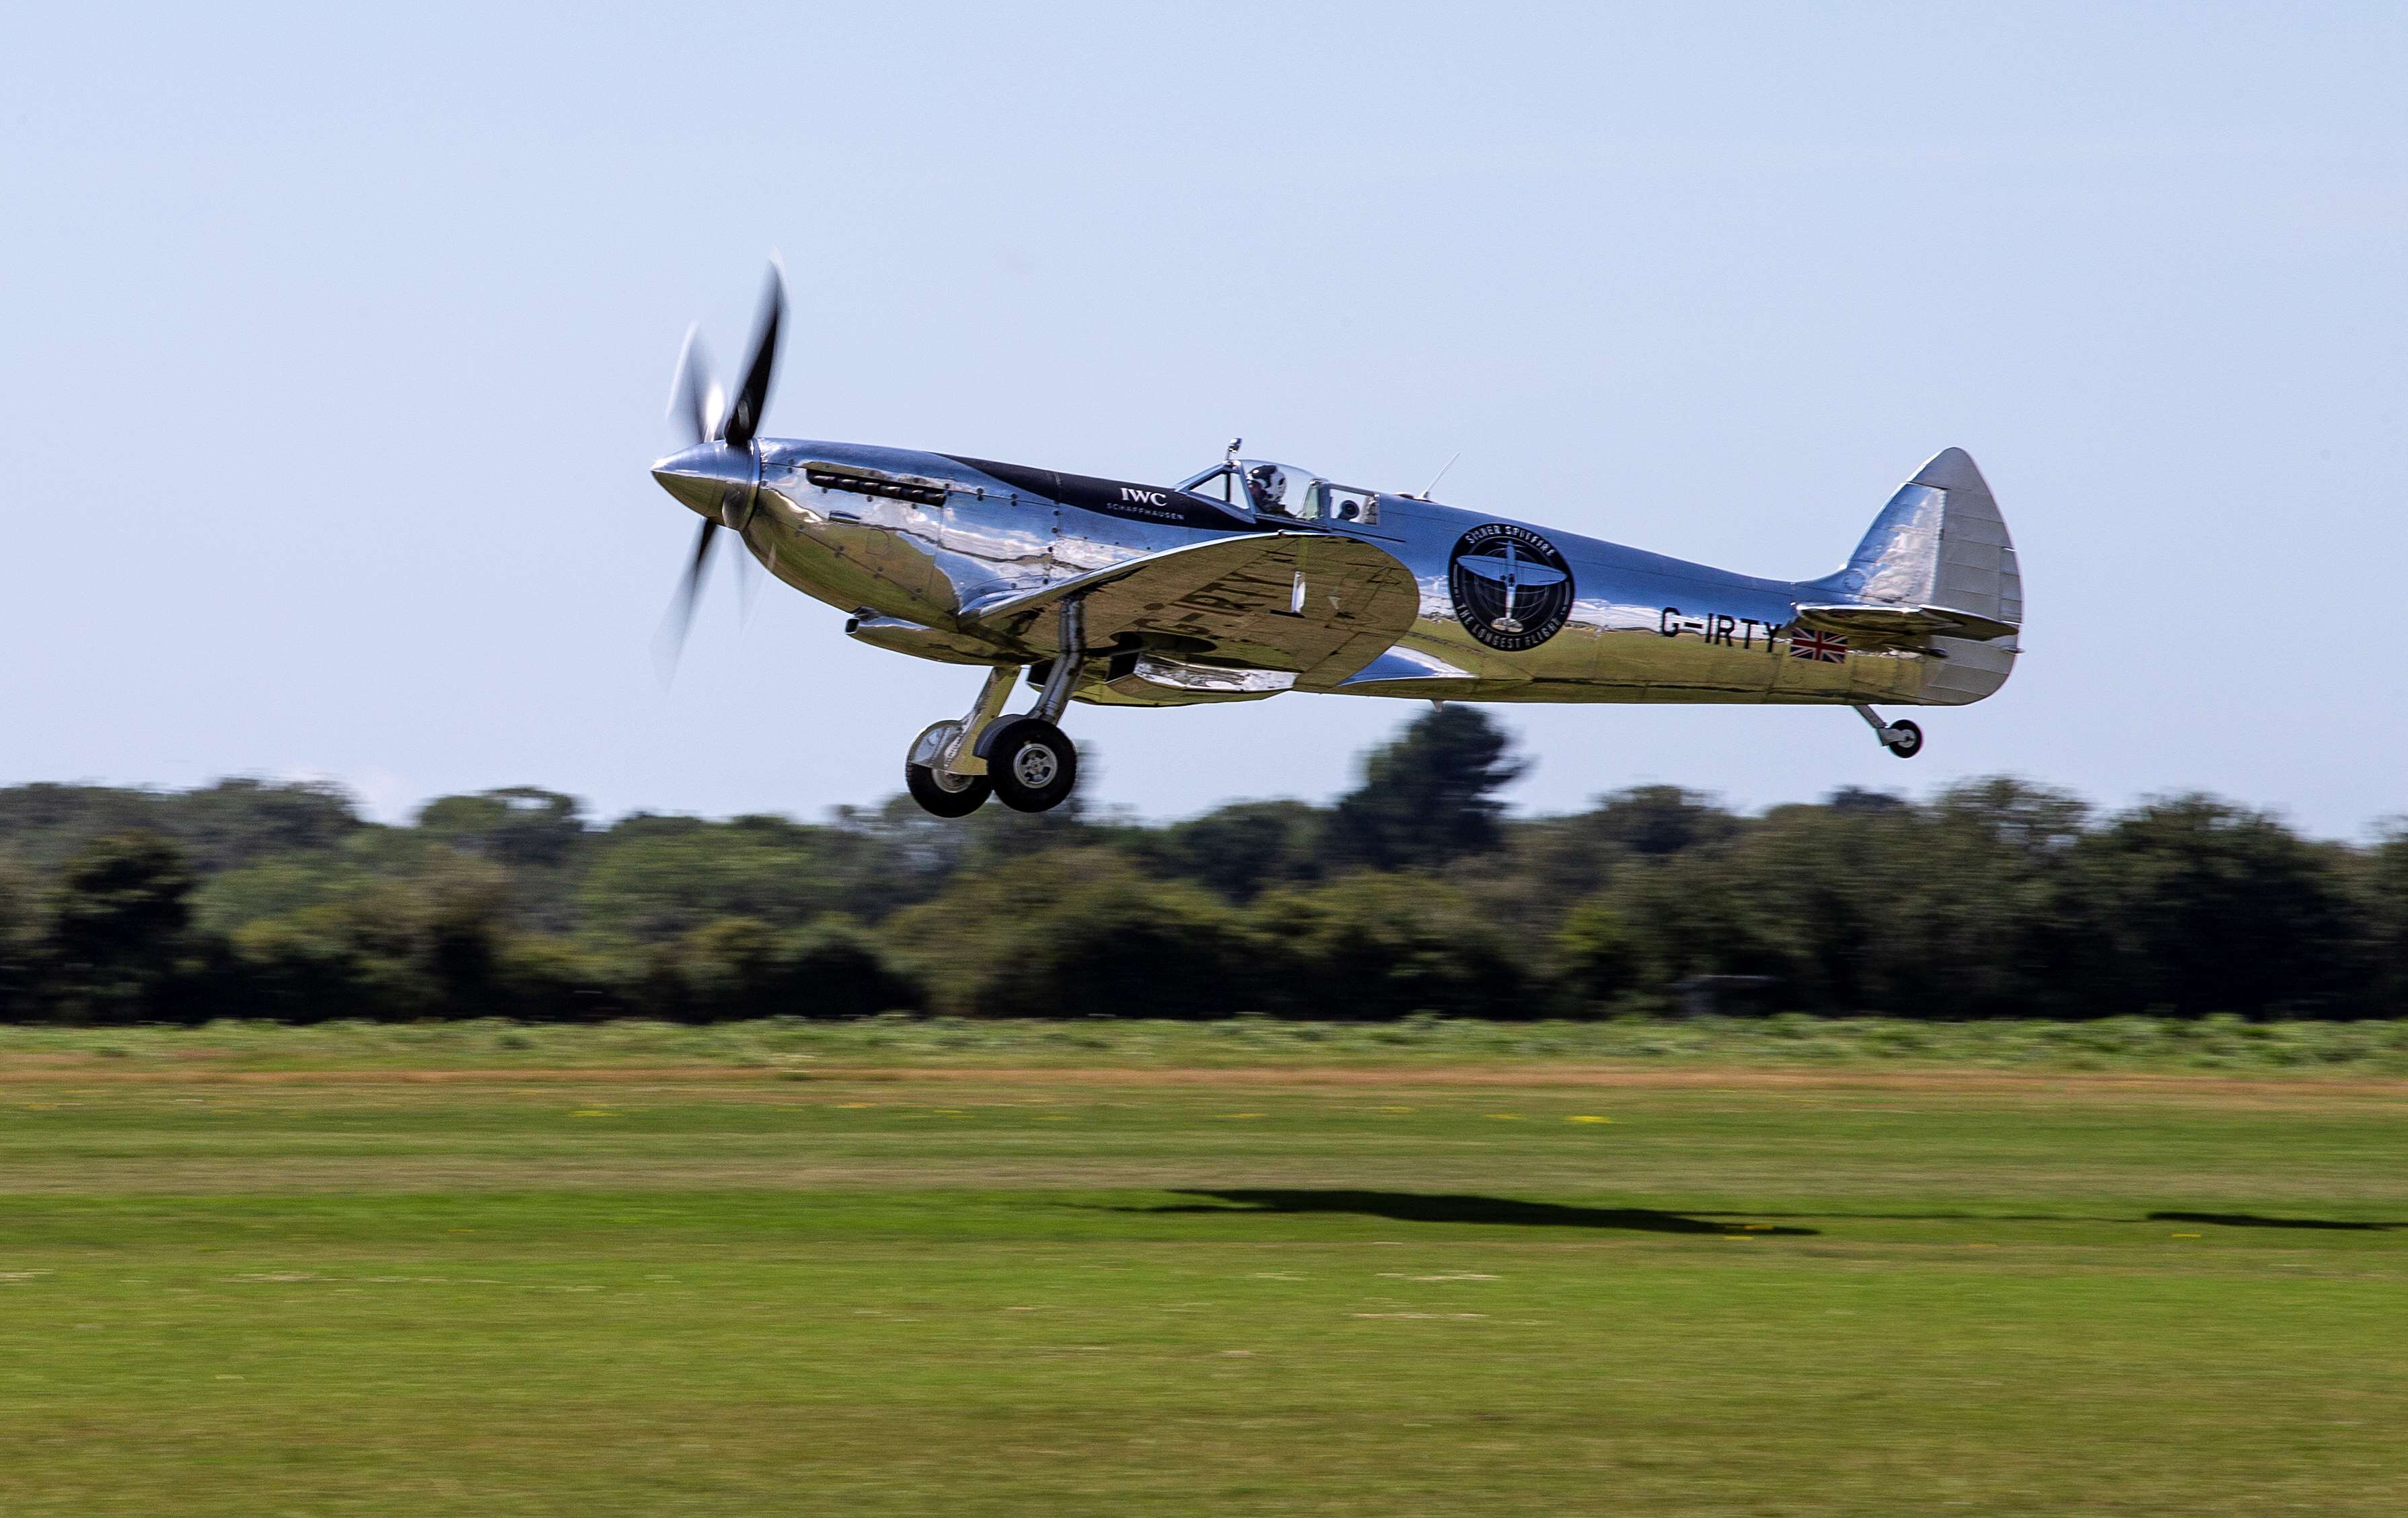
[1792,602,2019,648]
[959,531,1420,682]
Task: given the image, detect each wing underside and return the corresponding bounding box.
[959,532,1421,688]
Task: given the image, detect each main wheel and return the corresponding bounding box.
[983,717,1079,813]
[905,760,991,817]
[1883,719,1924,759]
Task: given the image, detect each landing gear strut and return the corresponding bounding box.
[904,663,1014,816]
[902,598,1089,816]
[1855,704,1924,759]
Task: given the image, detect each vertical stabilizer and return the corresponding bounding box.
[1802,448,2022,705]
[1825,449,2020,624]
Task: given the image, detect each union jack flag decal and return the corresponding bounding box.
[1789,628,1849,663]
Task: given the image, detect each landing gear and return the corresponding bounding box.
[1854,704,1924,759]
[904,754,990,817]
[902,598,1091,818]
[983,717,1079,812]
[902,666,1019,818]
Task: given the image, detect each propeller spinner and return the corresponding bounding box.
[653,261,786,672]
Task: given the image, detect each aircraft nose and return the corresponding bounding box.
[651,441,756,519]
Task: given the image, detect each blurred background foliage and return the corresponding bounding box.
[1,707,2401,1024]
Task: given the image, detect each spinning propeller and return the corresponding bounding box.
[652,261,786,674]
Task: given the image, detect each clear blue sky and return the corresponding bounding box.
[4,4,2404,834]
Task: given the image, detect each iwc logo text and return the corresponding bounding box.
[1447,523,1574,652]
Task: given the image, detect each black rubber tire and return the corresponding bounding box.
[1883,719,1924,760]
[905,761,992,817]
[984,717,1079,813]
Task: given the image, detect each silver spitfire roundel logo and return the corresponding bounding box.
[1448,523,1574,652]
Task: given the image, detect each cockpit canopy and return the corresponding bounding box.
[1177,459,1380,526]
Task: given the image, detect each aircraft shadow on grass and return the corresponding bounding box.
[2146,1210,2403,1232]
[1124,1196,2401,1237]
[1130,1190,1819,1237]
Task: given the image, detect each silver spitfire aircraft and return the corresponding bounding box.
[652,268,2023,817]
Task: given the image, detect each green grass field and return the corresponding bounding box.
[3,1024,2404,1514]
[9,1012,2408,1073]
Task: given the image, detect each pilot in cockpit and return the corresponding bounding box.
[1245,464,1290,517]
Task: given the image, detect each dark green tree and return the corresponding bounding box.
[667,916,920,1021]
[1455,787,1745,946]
[780,919,923,1019]
[1584,785,1745,857]
[574,814,840,945]
[0,860,47,1018]
[882,849,1256,1019]
[1251,873,1535,1019]
[221,851,513,1021]
[1326,707,1527,871]
[48,832,196,1022]
[416,852,511,1013]
[162,779,364,872]
[1554,896,1637,1007]
[2358,826,2408,1015]
[1825,786,1909,815]
[0,784,169,873]
[2070,797,2360,1017]
[1597,849,1789,992]
[1132,800,1327,902]
[4,760,2401,1027]
[416,789,587,871]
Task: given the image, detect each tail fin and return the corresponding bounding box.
[1798,448,2022,705]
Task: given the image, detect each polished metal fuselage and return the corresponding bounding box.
[722,439,2014,709]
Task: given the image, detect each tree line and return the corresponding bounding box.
[1,708,2401,1023]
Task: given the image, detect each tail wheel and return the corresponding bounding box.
[982,717,1079,813]
[1883,719,1924,759]
[905,761,991,817]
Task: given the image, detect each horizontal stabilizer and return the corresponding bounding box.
[1792,602,2018,647]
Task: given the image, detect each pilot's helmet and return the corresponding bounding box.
[1247,464,1286,511]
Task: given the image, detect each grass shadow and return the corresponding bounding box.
[1131,1189,1818,1236]
[2148,1210,2403,1232]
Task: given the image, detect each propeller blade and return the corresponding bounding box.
[667,327,717,447]
[720,259,785,449]
[729,519,763,626]
[656,517,720,678]
[653,258,783,679]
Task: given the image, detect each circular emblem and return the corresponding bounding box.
[1447,523,1574,652]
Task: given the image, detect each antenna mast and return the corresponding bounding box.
[1412,451,1461,501]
